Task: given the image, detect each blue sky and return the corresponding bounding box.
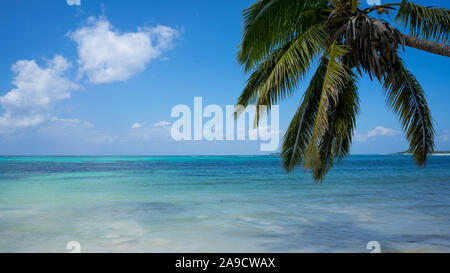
[0,0,449,155]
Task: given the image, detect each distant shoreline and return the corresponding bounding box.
[391,151,450,156]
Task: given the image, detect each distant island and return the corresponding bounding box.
[392,151,450,155]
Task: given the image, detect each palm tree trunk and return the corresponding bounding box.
[403,34,450,57]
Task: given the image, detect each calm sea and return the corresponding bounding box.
[0,155,449,252]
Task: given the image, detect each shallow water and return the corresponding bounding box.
[0,155,449,252]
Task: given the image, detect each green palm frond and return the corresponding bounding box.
[311,69,359,181]
[383,58,435,166]
[238,0,329,72]
[254,24,328,106]
[281,50,358,182]
[236,0,443,183]
[235,63,269,111]
[396,0,450,43]
[304,43,351,172]
[236,24,328,119]
[281,57,329,172]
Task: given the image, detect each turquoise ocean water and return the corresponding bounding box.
[0,155,449,253]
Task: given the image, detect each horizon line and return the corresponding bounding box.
[0,153,404,157]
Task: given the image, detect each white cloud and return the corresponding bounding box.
[131,122,143,129]
[66,0,81,6]
[367,126,399,137]
[51,117,94,128]
[40,118,117,145]
[367,0,381,5]
[0,55,80,133]
[122,123,172,143]
[356,126,400,142]
[154,120,171,127]
[440,130,450,142]
[70,17,178,84]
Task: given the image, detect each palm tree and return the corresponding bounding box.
[236,0,450,181]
